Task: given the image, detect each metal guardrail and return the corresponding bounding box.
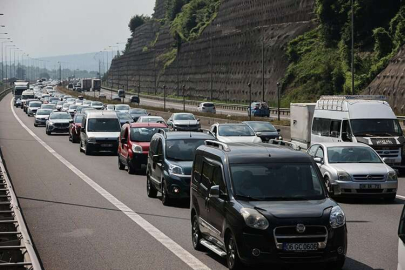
[0,87,42,270]
[100,86,291,116]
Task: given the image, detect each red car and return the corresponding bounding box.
[69,114,84,143]
[118,122,168,174]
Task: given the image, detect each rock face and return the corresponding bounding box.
[108,0,316,103]
[365,46,405,115]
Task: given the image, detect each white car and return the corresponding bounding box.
[209,123,262,143]
[91,101,104,110]
[197,102,216,114]
[307,142,398,201]
[114,104,130,113]
[137,116,166,125]
[34,109,53,127]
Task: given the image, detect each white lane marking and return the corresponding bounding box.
[10,98,210,270]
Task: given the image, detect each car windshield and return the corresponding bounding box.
[92,102,103,106]
[166,139,207,161]
[327,146,382,164]
[74,115,84,123]
[351,119,403,137]
[203,103,214,107]
[50,113,71,120]
[30,103,42,107]
[42,105,55,109]
[130,127,167,142]
[246,122,277,132]
[230,163,325,201]
[57,101,64,105]
[130,109,147,114]
[88,118,120,132]
[173,114,195,121]
[116,105,129,111]
[218,125,255,136]
[117,112,133,121]
[69,105,78,110]
[36,110,52,115]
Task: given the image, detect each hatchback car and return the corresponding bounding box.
[118,123,168,174]
[130,96,140,104]
[197,102,216,114]
[210,123,262,143]
[27,101,42,116]
[243,121,281,142]
[68,105,78,117]
[248,101,270,117]
[146,131,215,205]
[91,101,104,110]
[307,142,398,201]
[34,109,53,127]
[129,108,148,121]
[46,112,72,135]
[167,113,200,131]
[191,141,347,269]
[69,114,84,143]
[115,104,130,113]
[116,111,134,126]
[106,104,115,111]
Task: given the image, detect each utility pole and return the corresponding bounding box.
[210,36,213,100]
[262,31,265,103]
[182,84,186,111]
[138,73,141,97]
[163,85,166,111]
[277,82,281,121]
[248,83,252,120]
[351,0,355,95]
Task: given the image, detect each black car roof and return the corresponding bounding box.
[200,143,312,164]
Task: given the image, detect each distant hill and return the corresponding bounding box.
[38,51,118,73]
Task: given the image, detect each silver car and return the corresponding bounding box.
[308,142,397,201]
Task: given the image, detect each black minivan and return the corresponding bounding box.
[191,141,347,269]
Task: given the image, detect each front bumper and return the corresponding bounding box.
[35,118,47,125]
[129,153,148,168]
[164,173,191,198]
[173,126,200,131]
[236,224,347,266]
[88,141,118,153]
[48,125,69,133]
[331,180,397,196]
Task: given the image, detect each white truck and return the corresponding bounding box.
[91,79,101,91]
[80,78,92,91]
[290,95,405,169]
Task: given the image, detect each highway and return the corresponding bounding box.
[0,92,403,270]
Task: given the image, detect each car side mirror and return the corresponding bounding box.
[256,132,262,136]
[69,120,73,123]
[209,185,220,198]
[152,155,161,163]
[197,118,200,122]
[313,157,324,164]
[277,129,281,132]
[81,127,86,133]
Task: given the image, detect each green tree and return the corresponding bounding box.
[128,15,150,34]
[373,27,393,59]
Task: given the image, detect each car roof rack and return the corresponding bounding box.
[269,139,301,151]
[205,140,230,152]
[319,95,386,101]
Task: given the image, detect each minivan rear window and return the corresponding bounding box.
[88,119,120,132]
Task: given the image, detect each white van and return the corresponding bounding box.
[311,95,404,168]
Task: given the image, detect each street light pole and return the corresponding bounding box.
[262,31,265,103]
[163,85,166,111]
[182,84,186,112]
[351,0,355,95]
[277,82,281,121]
[248,83,252,120]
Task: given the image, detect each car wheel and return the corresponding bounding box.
[161,179,171,206]
[84,143,92,155]
[127,159,136,174]
[72,136,79,143]
[146,174,157,198]
[118,157,125,170]
[191,214,204,251]
[325,176,334,196]
[34,123,37,127]
[226,233,243,270]
[328,258,345,270]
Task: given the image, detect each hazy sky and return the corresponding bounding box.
[0,0,155,58]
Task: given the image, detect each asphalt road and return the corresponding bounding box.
[0,92,404,270]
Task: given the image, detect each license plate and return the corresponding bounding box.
[283,243,318,251]
[360,184,381,189]
[101,144,113,147]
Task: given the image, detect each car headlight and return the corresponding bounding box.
[88,137,96,143]
[48,121,53,126]
[132,144,143,154]
[337,170,351,181]
[240,208,269,230]
[168,164,184,176]
[388,171,398,181]
[330,206,346,229]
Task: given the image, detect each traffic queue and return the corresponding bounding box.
[14,84,403,270]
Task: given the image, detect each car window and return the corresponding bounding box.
[201,161,214,191]
[192,155,203,184]
[212,166,226,194]
[330,120,341,138]
[120,126,127,141]
[150,137,158,155]
[308,145,318,156]
[157,139,163,156]
[327,146,382,164]
[315,147,324,159]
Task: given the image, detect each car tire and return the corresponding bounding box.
[79,141,84,153]
[328,259,345,270]
[34,123,37,127]
[191,214,204,251]
[161,179,171,206]
[324,176,334,196]
[46,129,51,135]
[84,143,92,156]
[226,233,243,270]
[127,159,136,174]
[118,157,125,170]
[146,174,157,198]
